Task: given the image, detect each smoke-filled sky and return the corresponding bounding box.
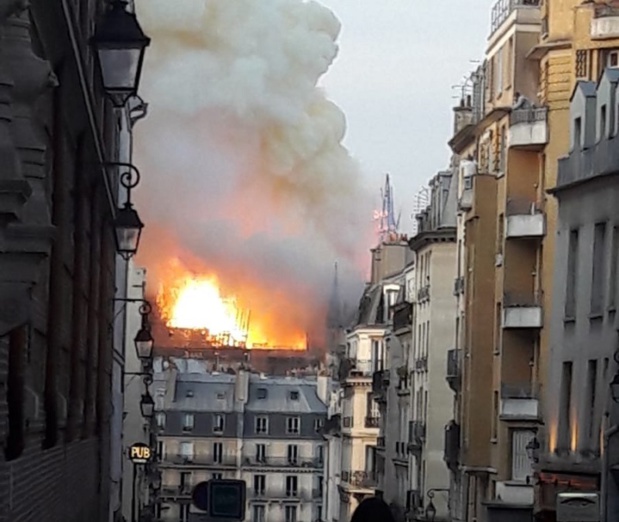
[132,0,492,344]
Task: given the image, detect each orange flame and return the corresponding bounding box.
[154,256,307,350]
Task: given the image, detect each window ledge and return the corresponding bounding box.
[588,313,603,321]
[563,316,575,324]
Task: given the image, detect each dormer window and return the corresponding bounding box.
[217,392,225,400]
[186,390,194,398]
[257,388,268,399]
[290,391,299,401]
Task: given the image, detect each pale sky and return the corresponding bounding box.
[318,0,494,234]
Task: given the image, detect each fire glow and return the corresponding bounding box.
[155,258,307,350]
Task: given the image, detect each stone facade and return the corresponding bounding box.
[0,2,144,521]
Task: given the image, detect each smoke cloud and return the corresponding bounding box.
[133,0,373,346]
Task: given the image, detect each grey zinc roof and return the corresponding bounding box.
[246,375,327,414]
[571,80,597,101]
[171,373,236,412]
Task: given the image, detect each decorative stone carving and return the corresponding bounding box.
[0,6,55,330]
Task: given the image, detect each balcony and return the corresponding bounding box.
[591,4,619,39]
[490,0,541,37]
[502,292,543,329]
[162,454,237,467]
[339,358,373,385]
[446,349,461,392]
[407,420,426,453]
[342,470,377,490]
[242,456,323,469]
[509,107,548,149]
[249,489,318,502]
[160,485,192,498]
[505,199,545,239]
[365,416,380,429]
[453,276,465,296]
[500,382,539,420]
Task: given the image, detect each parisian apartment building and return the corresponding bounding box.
[152,358,328,522]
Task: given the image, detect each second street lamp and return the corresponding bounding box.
[91,0,151,107]
[134,302,154,361]
[140,390,155,419]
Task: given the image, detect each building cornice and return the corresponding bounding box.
[408,227,457,252]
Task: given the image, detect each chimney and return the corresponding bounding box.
[316,374,329,405]
[235,369,249,405]
[453,101,473,135]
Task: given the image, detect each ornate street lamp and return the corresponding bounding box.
[91,0,151,106]
[104,163,144,260]
[140,389,155,419]
[134,302,154,361]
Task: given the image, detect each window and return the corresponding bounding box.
[287,444,298,464]
[180,471,192,492]
[255,416,268,434]
[285,505,298,522]
[601,105,607,140]
[573,117,582,150]
[213,442,223,464]
[156,412,166,429]
[586,360,598,442]
[495,51,503,96]
[609,226,619,309]
[253,505,266,522]
[212,472,222,480]
[186,389,194,398]
[560,362,573,450]
[182,413,194,432]
[213,414,224,433]
[566,229,579,318]
[157,440,165,460]
[511,430,535,481]
[180,441,194,462]
[317,444,324,464]
[289,390,299,401]
[254,474,266,495]
[314,418,324,432]
[257,388,267,399]
[285,476,298,497]
[492,391,499,440]
[216,392,225,399]
[180,504,190,522]
[591,223,607,315]
[256,443,266,463]
[286,417,300,435]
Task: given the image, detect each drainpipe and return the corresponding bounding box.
[601,424,619,522]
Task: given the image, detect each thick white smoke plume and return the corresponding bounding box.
[134,0,372,344]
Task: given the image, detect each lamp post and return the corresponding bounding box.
[425,488,450,522]
[114,297,155,362]
[91,0,151,107]
[103,163,144,260]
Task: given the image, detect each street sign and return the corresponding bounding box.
[128,442,152,464]
[192,481,210,512]
[208,479,246,520]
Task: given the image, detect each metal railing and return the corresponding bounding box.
[503,290,542,307]
[164,454,237,466]
[491,0,540,34]
[242,456,323,468]
[510,106,548,126]
[343,470,377,488]
[248,489,317,501]
[346,358,373,377]
[505,197,542,216]
[501,381,539,399]
[160,485,192,497]
[365,416,380,428]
